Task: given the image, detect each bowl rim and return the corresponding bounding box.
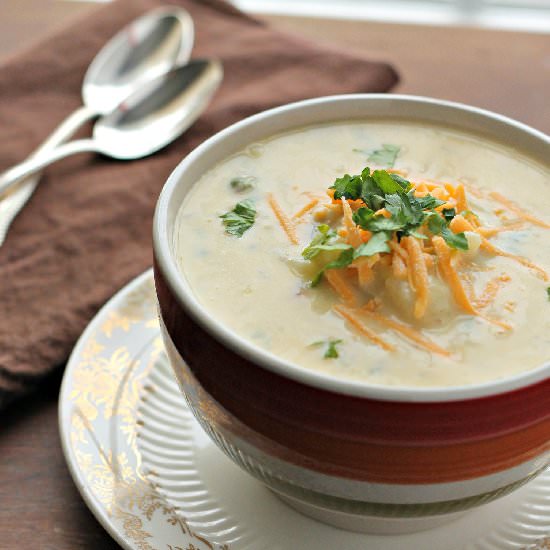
[153,93,550,403]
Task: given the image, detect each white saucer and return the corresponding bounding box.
[59,270,550,550]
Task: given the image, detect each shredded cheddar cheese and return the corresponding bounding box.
[298,166,548,355]
[268,193,299,245]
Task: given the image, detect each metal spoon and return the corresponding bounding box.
[35,7,194,150]
[0,60,223,193]
[0,7,193,244]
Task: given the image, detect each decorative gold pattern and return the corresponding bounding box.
[101,277,158,338]
[65,272,229,550]
[527,537,550,550]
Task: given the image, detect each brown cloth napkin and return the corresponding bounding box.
[0,0,398,409]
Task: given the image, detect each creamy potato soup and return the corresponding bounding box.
[174,121,550,388]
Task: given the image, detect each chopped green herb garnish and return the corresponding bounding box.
[362,209,406,232]
[306,242,354,256]
[354,231,391,258]
[427,212,469,250]
[372,169,408,195]
[302,225,355,285]
[415,195,446,210]
[302,225,336,260]
[442,208,457,222]
[311,247,354,287]
[332,173,364,201]
[230,175,256,193]
[385,192,426,229]
[220,199,256,237]
[311,339,343,359]
[352,206,375,227]
[305,229,391,286]
[355,144,400,167]
[325,339,343,358]
[443,230,469,251]
[547,287,550,301]
[330,166,469,249]
[389,173,413,192]
[304,166,477,287]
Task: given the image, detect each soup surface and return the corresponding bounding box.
[174,121,550,388]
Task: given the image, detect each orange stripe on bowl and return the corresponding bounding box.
[155,263,550,485]
[166,335,550,484]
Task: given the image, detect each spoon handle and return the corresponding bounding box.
[0,139,97,196]
[35,105,98,154]
[0,105,98,245]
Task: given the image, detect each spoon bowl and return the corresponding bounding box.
[95,60,223,158]
[83,6,194,114]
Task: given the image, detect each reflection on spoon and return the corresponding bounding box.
[0,60,223,193]
[83,6,194,118]
[48,7,195,144]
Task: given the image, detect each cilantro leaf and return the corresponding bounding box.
[427,212,469,250]
[310,339,343,359]
[361,167,372,180]
[387,193,426,227]
[230,175,256,193]
[302,225,333,260]
[365,213,408,232]
[332,173,363,200]
[220,199,256,237]
[354,231,391,258]
[324,339,343,359]
[309,232,390,286]
[426,212,447,234]
[302,225,353,261]
[415,195,446,210]
[442,231,468,250]
[302,225,356,285]
[311,248,355,287]
[308,243,354,253]
[366,144,400,167]
[442,208,457,222]
[352,206,375,228]
[547,287,550,301]
[407,229,428,240]
[389,173,413,192]
[360,174,386,211]
[372,170,406,195]
[330,167,414,213]
[362,192,427,235]
[303,243,354,267]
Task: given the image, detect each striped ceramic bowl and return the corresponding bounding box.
[152,95,550,534]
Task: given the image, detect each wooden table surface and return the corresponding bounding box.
[0,1,548,548]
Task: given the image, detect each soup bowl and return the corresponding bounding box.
[152,95,550,534]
